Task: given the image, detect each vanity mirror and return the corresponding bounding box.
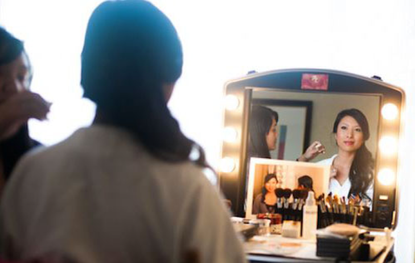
[219,69,404,230]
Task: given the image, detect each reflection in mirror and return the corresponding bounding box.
[249,90,381,206]
[220,69,404,229]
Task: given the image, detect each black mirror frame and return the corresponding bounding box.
[219,68,404,230]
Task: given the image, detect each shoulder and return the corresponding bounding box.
[254,193,263,203]
[318,154,337,165]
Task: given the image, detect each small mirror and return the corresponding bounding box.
[219,69,404,230]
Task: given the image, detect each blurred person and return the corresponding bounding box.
[0,1,246,263]
[297,175,314,192]
[0,27,50,189]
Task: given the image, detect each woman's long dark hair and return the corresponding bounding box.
[248,105,279,159]
[0,27,36,181]
[332,108,374,199]
[81,1,207,167]
[298,175,313,191]
[260,173,277,203]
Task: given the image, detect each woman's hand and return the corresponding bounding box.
[297,141,326,162]
[0,91,51,141]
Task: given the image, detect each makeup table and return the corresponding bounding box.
[244,234,394,263]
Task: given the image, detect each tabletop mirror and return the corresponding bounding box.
[219,68,404,230]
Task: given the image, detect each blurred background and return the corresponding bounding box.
[1,0,414,261]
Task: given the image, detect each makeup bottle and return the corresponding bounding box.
[303,191,317,239]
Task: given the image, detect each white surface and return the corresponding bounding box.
[0,1,414,262]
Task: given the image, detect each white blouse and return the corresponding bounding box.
[318,154,373,203]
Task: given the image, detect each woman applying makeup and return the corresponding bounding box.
[248,105,279,159]
[0,27,50,189]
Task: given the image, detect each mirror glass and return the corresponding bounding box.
[251,90,381,163]
[248,89,381,204]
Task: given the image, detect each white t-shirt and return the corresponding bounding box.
[0,125,246,263]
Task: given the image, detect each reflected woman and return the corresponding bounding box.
[298,175,314,192]
[253,173,278,214]
[248,105,279,159]
[318,109,374,202]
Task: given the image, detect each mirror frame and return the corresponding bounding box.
[219,68,405,230]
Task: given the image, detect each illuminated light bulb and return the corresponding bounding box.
[378,168,395,186]
[379,136,398,155]
[225,95,239,111]
[381,103,399,120]
[223,127,238,142]
[220,157,236,173]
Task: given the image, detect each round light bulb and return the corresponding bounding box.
[379,136,398,156]
[220,157,236,173]
[378,168,395,186]
[381,103,399,120]
[224,95,239,111]
[223,127,238,143]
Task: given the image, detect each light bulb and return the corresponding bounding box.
[220,157,236,173]
[381,103,398,120]
[224,95,239,111]
[379,136,398,156]
[378,168,395,186]
[223,127,238,143]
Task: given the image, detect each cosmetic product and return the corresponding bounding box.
[316,224,363,259]
[282,220,301,238]
[282,188,292,221]
[269,213,283,234]
[303,191,318,239]
[292,189,302,221]
[249,219,271,236]
[283,188,292,209]
[276,188,284,209]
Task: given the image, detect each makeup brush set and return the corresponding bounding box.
[316,193,371,228]
[272,188,308,222]
[257,189,372,229]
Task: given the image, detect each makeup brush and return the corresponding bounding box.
[292,189,302,210]
[292,189,302,221]
[276,188,284,209]
[341,196,347,214]
[317,193,326,213]
[283,188,292,209]
[333,194,340,214]
[298,189,309,210]
[326,193,335,224]
[316,193,327,227]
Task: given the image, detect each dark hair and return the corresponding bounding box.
[333,108,374,199]
[248,105,279,159]
[0,27,24,65]
[81,1,207,167]
[261,173,278,203]
[0,27,32,84]
[0,27,36,181]
[298,175,313,190]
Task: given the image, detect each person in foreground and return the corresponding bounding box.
[0,1,246,263]
[0,27,50,191]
